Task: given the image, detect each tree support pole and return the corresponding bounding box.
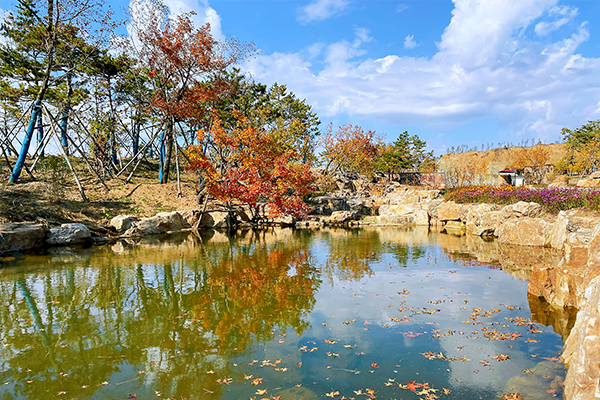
[42,107,88,202]
[9,101,40,183]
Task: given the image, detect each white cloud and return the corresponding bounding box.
[164,0,223,40]
[396,3,409,13]
[535,5,578,36]
[244,0,600,145]
[404,34,418,49]
[297,0,349,24]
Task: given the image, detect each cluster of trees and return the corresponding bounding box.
[558,120,600,175]
[320,124,435,178]
[0,0,434,220]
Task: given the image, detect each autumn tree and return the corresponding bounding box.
[127,0,256,183]
[320,123,382,177]
[186,111,315,223]
[194,69,320,163]
[559,120,600,175]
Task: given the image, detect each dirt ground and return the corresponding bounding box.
[0,157,203,233]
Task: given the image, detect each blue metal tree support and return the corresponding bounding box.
[9,101,41,183]
[158,129,166,182]
[60,108,69,156]
[37,112,44,158]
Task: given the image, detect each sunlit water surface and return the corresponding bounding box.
[0,227,572,400]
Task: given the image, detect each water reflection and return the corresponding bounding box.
[0,229,320,399]
[0,227,571,400]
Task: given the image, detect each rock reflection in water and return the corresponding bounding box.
[528,293,578,341]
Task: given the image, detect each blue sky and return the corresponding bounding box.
[4,0,600,155]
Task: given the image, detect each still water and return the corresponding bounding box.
[0,227,572,400]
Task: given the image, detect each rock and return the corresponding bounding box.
[123,211,190,236]
[197,211,230,229]
[109,215,138,233]
[550,210,571,250]
[123,219,167,237]
[527,241,590,308]
[0,222,45,254]
[437,201,470,221]
[375,214,415,225]
[562,275,600,400]
[588,221,600,267]
[46,223,91,245]
[590,171,600,179]
[379,204,414,216]
[414,205,430,226]
[179,210,202,227]
[444,220,466,233]
[466,204,500,236]
[346,197,369,215]
[576,178,600,187]
[496,217,553,247]
[271,215,296,227]
[499,201,543,220]
[295,220,323,229]
[548,175,568,188]
[327,210,358,224]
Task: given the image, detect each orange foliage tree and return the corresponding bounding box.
[320,123,382,177]
[186,111,315,222]
[127,0,256,182]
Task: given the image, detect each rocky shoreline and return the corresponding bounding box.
[1,184,599,400]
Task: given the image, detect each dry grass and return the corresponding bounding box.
[0,156,202,231]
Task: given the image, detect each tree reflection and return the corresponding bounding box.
[0,230,320,399]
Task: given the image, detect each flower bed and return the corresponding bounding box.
[445,185,600,214]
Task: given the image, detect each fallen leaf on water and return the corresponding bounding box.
[325,391,339,397]
[502,393,523,400]
[255,389,267,395]
[252,378,263,386]
[523,369,533,375]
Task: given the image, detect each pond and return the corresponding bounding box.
[0,227,574,400]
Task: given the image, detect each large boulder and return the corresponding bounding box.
[123,211,190,236]
[498,201,543,220]
[327,210,358,224]
[109,215,138,233]
[562,275,600,400]
[466,203,500,236]
[0,222,45,254]
[197,211,230,229]
[437,201,470,221]
[179,210,202,227]
[46,223,91,245]
[496,217,553,247]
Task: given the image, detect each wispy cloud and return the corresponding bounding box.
[396,3,408,13]
[297,0,349,24]
[404,34,418,49]
[535,5,578,36]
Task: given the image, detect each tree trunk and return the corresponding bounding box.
[59,70,73,156]
[160,119,173,184]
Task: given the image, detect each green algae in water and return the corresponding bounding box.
[0,228,567,399]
